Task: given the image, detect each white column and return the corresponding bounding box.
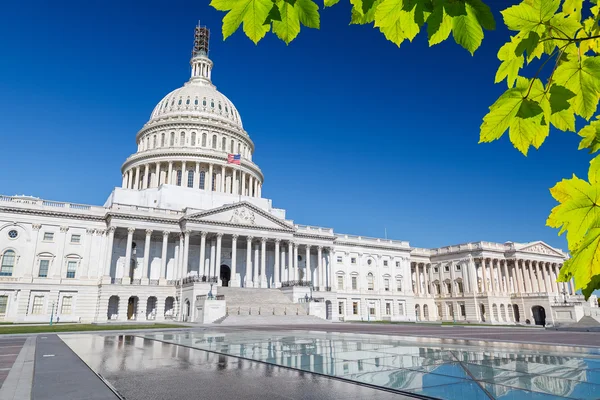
[121,173,127,188]
[194,162,200,188]
[160,231,169,283]
[414,263,420,296]
[570,278,575,295]
[501,260,508,293]
[142,164,149,189]
[142,229,152,282]
[134,166,140,190]
[424,263,430,296]
[208,163,213,191]
[281,244,287,282]
[288,242,294,282]
[254,179,258,198]
[245,236,253,287]
[241,171,246,196]
[317,246,323,290]
[274,239,280,288]
[260,237,267,287]
[123,227,135,283]
[305,245,311,285]
[216,233,223,285]
[293,243,299,281]
[182,230,190,277]
[220,165,225,192]
[209,238,216,279]
[253,240,260,287]
[154,162,160,187]
[199,232,207,277]
[481,258,487,293]
[103,227,116,279]
[181,161,187,187]
[231,234,238,287]
[167,161,173,184]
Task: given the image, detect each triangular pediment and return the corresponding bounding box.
[186,202,295,231]
[515,241,565,258]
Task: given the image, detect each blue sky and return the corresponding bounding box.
[0,1,593,250]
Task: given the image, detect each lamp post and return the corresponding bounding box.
[49,301,55,326]
[562,288,568,304]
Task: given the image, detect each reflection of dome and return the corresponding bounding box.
[148,79,243,130]
[532,374,577,397]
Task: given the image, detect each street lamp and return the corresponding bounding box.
[562,288,568,304]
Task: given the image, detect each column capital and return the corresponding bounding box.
[184,230,192,236]
[127,227,136,234]
[107,226,116,233]
[86,228,95,235]
[261,237,267,243]
[60,226,69,233]
[247,235,254,242]
[317,245,323,250]
[32,223,42,231]
[232,234,239,240]
[145,229,153,236]
[305,244,311,249]
[162,230,170,237]
[274,238,281,243]
[200,231,208,238]
[216,232,224,238]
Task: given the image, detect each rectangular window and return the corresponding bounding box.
[369,304,376,316]
[336,256,342,263]
[351,276,357,290]
[383,260,388,266]
[170,132,175,146]
[0,296,7,314]
[460,304,466,317]
[43,232,54,241]
[338,302,344,315]
[70,234,81,244]
[352,302,359,315]
[444,265,450,272]
[458,282,464,294]
[31,296,44,315]
[434,267,439,273]
[398,302,405,316]
[351,257,356,264]
[385,302,391,315]
[199,171,206,189]
[38,260,49,278]
[337,275,344,290]
[396,279,402,291]
[384,279,390,291]
[395,261,400,267]
[446,283,452,294]
[187,171,194,188]
[66,261,77,279]
[61,296,72,314]
[456,265,461,271]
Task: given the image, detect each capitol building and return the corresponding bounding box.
[0,26,596,326]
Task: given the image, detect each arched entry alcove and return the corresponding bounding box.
[107,296,119,320]
[127,296,138,320]
[513,304,521,323]
[220,264,231,287]
[480,304,486,322]
[532,306,546,326]
[183,299,191,322]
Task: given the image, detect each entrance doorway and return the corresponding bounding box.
[127,296,138,320]
[183,300,191,322]
[220,265,231,287]
[513,304,520,323]
[532,306,546,326]
[480,304,486,322]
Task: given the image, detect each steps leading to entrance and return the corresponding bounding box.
[218,315,330,325]
[218,287,307,317]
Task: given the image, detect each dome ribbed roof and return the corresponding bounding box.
[148,80,243,129]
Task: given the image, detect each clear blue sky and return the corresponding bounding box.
[0,0,593,250]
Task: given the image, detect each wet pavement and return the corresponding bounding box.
[61,333,409,400]
[0,337,25,387]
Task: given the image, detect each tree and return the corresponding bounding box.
[211,0,600,299]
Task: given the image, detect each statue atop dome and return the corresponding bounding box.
[192,23,210,58]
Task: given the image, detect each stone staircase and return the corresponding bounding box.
[218,287,307,317]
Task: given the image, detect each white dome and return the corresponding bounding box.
[149,80,243,129]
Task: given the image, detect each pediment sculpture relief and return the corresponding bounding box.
[229,207,256,225]
[522,244,554,255]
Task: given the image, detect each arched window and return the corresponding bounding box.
[367,273,374,290]
[212,135,217,149]
[180,132,185,146]
[186,98,190,105]
[152,135,157,149]
[145,136,149,150]
[199,171,206,189]
[0,250,15,276]
[161,133,165,147]
[212,173,216,190]
[202,133,207,147]
[170,132,175,146]
[230,140,234,153]
[191,132,196,146]
[147,172,151,188]
[194,99,198,106]
[221,137,226,150]
[237,143,241,153]
[187,171,194,188]
[177,170,182,186]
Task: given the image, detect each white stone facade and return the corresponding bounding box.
[0,25,596,326]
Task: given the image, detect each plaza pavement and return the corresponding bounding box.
[1,322,599,399]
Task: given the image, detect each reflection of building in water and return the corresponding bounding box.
[1,24,598,327]
[62,331,596,398]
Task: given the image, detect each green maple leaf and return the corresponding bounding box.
[495,39,524,87]
[464,0,495,31]
[562,0,584,19]
[502,0,559,34]
[452,2,484,54]
[324,0,339,6]
[215,0,273,43]
[554,55,600,120]
[350,0,381,24]
[578,117,600,153]
[549,12,583,39]
[273,1,301,44]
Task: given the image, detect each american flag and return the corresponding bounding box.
[227,153,241,165]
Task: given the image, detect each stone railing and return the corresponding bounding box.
[0,195,101,212]
[149,279,160,286]
[110,203,183,216]
[131,279,142,285]
[336,234,410,248]
[180,275,218,285]
[295,225,335,235]
[197,294,225,301]
[281,280,313,288]
[111,278,123,284]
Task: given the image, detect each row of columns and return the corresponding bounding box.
[121,161,262,198]
[411,258,575,297]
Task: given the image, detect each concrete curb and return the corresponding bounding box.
[0,336,35,400]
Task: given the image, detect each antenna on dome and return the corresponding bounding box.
[192,22,210,57]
